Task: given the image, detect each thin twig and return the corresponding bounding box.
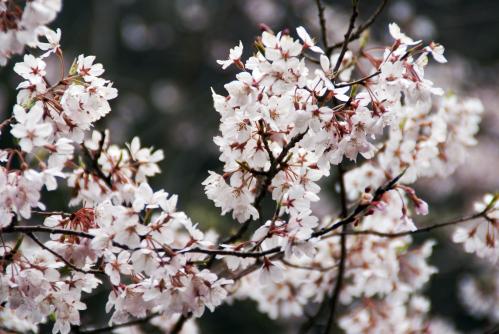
[0,326,23,334]
[221,130,307,245]
[181,246,281,258]
[27,232,102,275]
[78,313,159,333]
[282,259,337,272]
[2,225,94,238]
[327,0,389,53]
[1,225,132,251]
[171,313,191,334]
[315,0,329,49]
[327,211,489,239]
[334,70,381,87]
[81,141,112,188]
[324,165,348,333]
[311,169,407,238]
[331,0,359,70]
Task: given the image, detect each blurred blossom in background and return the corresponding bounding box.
[1,0,498,332]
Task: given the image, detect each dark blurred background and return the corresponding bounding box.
[1,0,498,333]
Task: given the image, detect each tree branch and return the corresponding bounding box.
[81,138,112,189]
[180,246,281,258]
[1,225,133,251]
[327,210,490,239]
[324,165,348,333]
[311,169,407,238]
[331,0,359,70]
[334,70,381,88]
[171,313,191,334]
[222,130,308,245]
[327,0,389,53]
[27,232,103,275]
[315,0,329,49]
[77,313,159,333]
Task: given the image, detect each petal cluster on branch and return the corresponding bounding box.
[0,3,493,333]
[0,0,61,65]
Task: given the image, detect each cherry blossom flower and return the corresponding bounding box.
[217,41,244,69]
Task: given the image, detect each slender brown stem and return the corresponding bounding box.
[181,246,281,258]
[311,169,406,238]
[315,0,329,49]
[327,0,389,53]
[331,0,359,70]
[27,232,102,275]
[324,165,348,333]
[81,135,112,188]
[171,314,191,334]
[334,70,381,87]
[326,211,489,239]
[78,313,159,333]
[1,225,133,251]
[221,130,307,245]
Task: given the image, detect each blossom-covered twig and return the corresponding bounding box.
[312,169,407,238]
[26,232,103,275]
[328,204,495,239]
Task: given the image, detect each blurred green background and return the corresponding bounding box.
[1,0,498,333]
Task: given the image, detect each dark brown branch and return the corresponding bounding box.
[315,0,329,49]
[282,259,336,272]
[331,0,359,69]
[324,165,348,333]
[27,232,102,275]
[258,120,276,165]
[334,70,381,87]
[229,252,284,281]
[171,313,191,334]
[181,246,281,258]
[2,225,94,238]
[222,130,307,245]
[327,0,389,53]
[1,225,132,251]
[81,140,112,188]
[0,325,23,334]
[328,210,489,239]
[311,169,406,238]
[78,313,159,333]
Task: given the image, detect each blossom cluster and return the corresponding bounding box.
[205,23,449,249]
[453,194,498,263]
[234,191,439,332]
[0,28,230,334]
[0,27,117,230]
[205,22,488,334]
[0,0,61,65]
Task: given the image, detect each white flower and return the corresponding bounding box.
[296,26,324,54]
[76,55,105,81]
[132,183,168,212]
[259,259,285,284]
[388,23,420,45]
[38,27,61,57]
[104,251,132,285]
[131,249,158,275]
[11,102,52,153]
[13,54,46,83]
[426,42,447,63]
[217,41,244,69]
